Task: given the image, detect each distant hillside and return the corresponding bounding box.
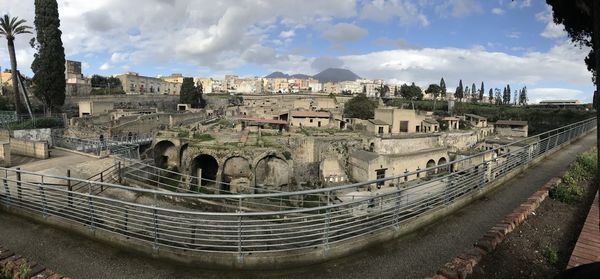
[264,68,360,83]
[264,71,289,78]
[313,68,360,83]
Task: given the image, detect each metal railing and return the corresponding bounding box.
[0,118,595,261]
[52,134,152,157]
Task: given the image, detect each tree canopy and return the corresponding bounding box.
[343,93,378,119]
[400,82,423,100]
[425,84,442,100]
[31,0,65,113]
[454,80,464,100]
[179,77,206,108]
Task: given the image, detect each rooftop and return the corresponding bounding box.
[290,111,330,118]
[465,114,486,120]
[495,120,528,126]
[368,119,390,125]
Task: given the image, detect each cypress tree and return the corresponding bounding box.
[479,82,485,101]
[455,79,464,100]
[31,0,65,113]
[488,88,493,102]
[440,77,447,98]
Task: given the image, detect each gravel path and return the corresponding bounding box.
[0,132,596,279]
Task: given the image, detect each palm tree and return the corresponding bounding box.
[0,15,32,115]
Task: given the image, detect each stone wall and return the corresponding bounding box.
[374,136,439,155]
[10,138,49,159]
[439,131,480,152]
[0,141,10,167]
[12,128,53,147]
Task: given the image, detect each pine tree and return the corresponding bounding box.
[471,82,477,99]
[440,78,447,98]
[31,0,65,113]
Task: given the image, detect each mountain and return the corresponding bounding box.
[264,71,289,78]
[313,68,361,83]
[264,68,361,83]
[290,74,311,79]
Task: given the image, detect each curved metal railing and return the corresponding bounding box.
[0,118,595,259]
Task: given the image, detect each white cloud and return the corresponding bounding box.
[322,23,368,43]
[535,6,567,39]
[2,0,359,72]
[507,32,520,39]
[435,0,483,18]
[337,40,591,94]
[509,0,532,9]
[99,63,112,70]
[491,8,504,15]
[360,0,429,26]
[279,30,295,39]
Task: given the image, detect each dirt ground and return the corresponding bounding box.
[470,181,598,279]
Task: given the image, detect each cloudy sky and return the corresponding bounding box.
[0,0,595,103]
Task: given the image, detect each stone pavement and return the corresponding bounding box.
[0,132,596,279]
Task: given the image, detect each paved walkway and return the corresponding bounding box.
[0,132,596,279]
[567,190,600,268]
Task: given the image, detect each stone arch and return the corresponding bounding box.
[426,159,436,175]
[190,154,219,189]
[438,157,448,173]
[255,155,290,192]
[153,140,178,169]
[222,156,253,193]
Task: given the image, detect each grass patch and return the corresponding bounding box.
[550,150,597,204]
[193,133,214,141]
[177,130,189,138]
[543,245,559,266]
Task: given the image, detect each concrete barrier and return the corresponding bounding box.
[10,138,49,159]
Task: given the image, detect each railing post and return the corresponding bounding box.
[39,178,47,218]
[153,208,159,251]
[123,206,129,238]
[237,197,243,263]
[2,175,10,207]
[16,167,22,203]
[118,161,122,184]
[67,169,73,207]
[323,190,331,253]
[88,182,95,231]
[100,172,104,192]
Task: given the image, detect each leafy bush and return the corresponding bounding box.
[550,150,597,204]
[7,117,64,129]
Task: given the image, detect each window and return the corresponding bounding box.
[378,127,384,134]
[376,169,386,187]
[400,121,408,133]
[416,126,420,132]
[318,121,321,127]
[310,119,313,123]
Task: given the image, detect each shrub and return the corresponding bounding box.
[550,150,596,204]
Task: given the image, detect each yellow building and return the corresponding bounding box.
[116,72,180,95]
[374,108,438,134]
